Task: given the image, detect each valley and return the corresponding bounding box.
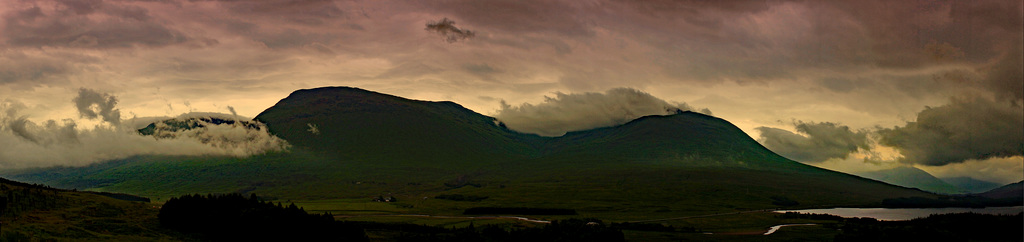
[2,87,1021,240]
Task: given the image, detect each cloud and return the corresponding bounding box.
[0,49,79,87]
[141,114,290,155]
[1,0,189,48]
[918,156,1024,185]
[978,44,1023,102]
[494,88,707,136]
[756,122,871,163]
[425,18,475,43]
[73,88,121,125]
[877,97,1023,166]
[227,105,238,117]
[0,95,289,170]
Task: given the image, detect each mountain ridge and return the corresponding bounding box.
[857,166,964,194]
[940,177,1005,194]
[5,86,936,216]
[256,86,809,170]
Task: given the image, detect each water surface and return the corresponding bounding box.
[776,206,1023,221]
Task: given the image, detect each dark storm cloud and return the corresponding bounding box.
[73,88,121,125]
[463,63,502,81]
[425,18,476,43]
[824,0,1022,68]
[878,97,1024,166]
[6,116,39,144]
[1,0,188,49]
[223,0,344,26]
[756,122,871,163]
[254,28,336,49]
[978,44,1023,102]
[418,0,592,38]
[0,51,74,86]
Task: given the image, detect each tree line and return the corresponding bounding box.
[158,193,367,241]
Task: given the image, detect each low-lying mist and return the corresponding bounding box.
[0,89,288,169]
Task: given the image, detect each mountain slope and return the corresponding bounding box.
[5,86,936,218]
[254,87,541,169]
[543,112,800,169]
[940,177,1004,194]
[0,177,183,240]
[857,167,964,194]
[979,181,1024,200]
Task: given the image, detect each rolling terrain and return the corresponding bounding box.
[5,87,937,221]
[941,177,1005,194]
[0,177,184,240]
[857,167,965,194]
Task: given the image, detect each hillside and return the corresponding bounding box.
[857,167,964,194]
[5,86,936,220]
[253,87,541,165]
[543,112,801,169]
[940,177,1004,194]
[979,181,1024,200]
[0,177,182,240]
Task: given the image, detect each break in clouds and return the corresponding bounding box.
[494,88,710,137]
[759,97,1023,167]
[0,89,288,169]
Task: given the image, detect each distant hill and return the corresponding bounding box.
[857,167,964,194]
[940,177,1005,194]
[979,181,1024,200]
[543,112,801,170]
[5,86,935,218]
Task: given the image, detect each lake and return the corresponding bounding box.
[776,206,1024,221]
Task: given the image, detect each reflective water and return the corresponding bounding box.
[776,206,1023,221]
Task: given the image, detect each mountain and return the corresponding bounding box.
[5,86,935,219]
[857,167,964,194]
[978,180,1024,200]
[137,115,263,137]
[253,86,540,168]
[543,112,801,170]
[940,177,1005,194]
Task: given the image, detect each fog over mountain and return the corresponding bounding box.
[494,88,710,136]
[0,0,1020,183]
[0,90,287,169]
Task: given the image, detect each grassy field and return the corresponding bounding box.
[0,178,186,240]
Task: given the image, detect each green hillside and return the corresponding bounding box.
[0,177,184,240]
[253,87,541,166]
[5,86,936,222]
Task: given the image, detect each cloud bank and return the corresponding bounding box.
[756,122,871,163]
[494,88,709,136]
[0,90,288,169]
[0,0,1019,181]
[878,97,1023,166]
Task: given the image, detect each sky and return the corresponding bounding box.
[0,0,1021,183]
